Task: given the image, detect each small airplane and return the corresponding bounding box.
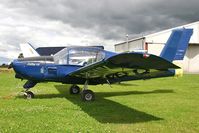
[10,28,193,101]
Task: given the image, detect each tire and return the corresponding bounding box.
[81,90,95,101]
[70,85,80,94]
[24,91,34,99]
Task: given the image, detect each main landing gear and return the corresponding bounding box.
[81,90,95,101]
[81,80,95,101]
[69,85,81,94]
[70,81,95,101]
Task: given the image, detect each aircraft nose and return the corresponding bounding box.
[12,59,26,79]
[12,60,24,73]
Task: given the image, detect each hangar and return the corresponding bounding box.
[115,21,199,73]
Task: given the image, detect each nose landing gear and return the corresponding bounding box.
[23,80,36,99]
[24,91,34,99]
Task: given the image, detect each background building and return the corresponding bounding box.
[115,21,199,73]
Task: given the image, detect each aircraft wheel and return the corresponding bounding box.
[24,91,34,99]
[81,90,95,101]
[70,85,80,94]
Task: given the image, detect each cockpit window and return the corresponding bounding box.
[54,47,105,66]
[68,48,105,66]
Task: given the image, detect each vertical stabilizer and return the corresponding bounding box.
[160,28,193,62]
[19,43,40,57]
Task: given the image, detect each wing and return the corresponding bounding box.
[67,52,179,84]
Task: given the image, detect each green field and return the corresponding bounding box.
[0,72,199,133]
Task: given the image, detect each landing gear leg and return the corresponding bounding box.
[81,80,95,101]
[23,81,36,99]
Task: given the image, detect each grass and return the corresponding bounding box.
[0,72,199,133]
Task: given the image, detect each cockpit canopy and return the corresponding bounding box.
[54,47,105,66]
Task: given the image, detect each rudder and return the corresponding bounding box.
[160,28,193,62]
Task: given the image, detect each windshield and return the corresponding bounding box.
[54,48,68,64]
[54,47,105,66]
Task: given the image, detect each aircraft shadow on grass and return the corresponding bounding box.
[31,85,174,124]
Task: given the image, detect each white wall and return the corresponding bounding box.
[128,39,144,51]
[185,45,199,73]
[148,44,164,56]
[115,43,128,52]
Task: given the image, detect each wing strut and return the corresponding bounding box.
[83,80,89,90]
[106,79,112,88]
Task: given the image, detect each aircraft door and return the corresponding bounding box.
[44,65,58,80]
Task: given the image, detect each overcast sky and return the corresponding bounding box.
[0,0,199,64]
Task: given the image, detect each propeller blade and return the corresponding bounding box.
[8,62,13,69]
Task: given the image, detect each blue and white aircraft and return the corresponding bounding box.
[10,28,193,101]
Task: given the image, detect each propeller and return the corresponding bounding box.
[8,62,13,69]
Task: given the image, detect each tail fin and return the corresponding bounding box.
[19,43,40,57]
[160,28,193,62]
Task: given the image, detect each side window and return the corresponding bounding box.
[96,51,105,62]
[58,54,68,64]
[54,48,68,64]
